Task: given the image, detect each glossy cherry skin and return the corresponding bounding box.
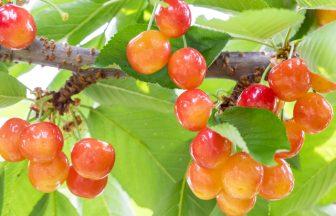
[275,119,305,159]
[190,128,231,169]
[217,190,256,216]
[168,47,207,89]
[29,152,69,193]
[293,93,333,134]
[126,30,171,75]
[316,10,336,26]
[0,118,29,162]
[237,84,278,112]
[221,152,264,199]
[175,89,213,131]
[268,58,311,102]
[0,4,36,49]
[20,122,63,163]
[187,162,222,200]
[67,166,108,199]
[155,0,191,38]
[310,73,336,93]
[71,138,115,180]
[260,159,294,201]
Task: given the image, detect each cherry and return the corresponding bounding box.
[175,89,213,131]
[126,30,171,75]
[293,93,333,134]
[186,162,222,200]
[316,10,336,26]
[0,118,29,162]
[67,166,108,199]
[0,4,36,49]
[190,128,231,169]
[275,119,304,159]
[20,122,63,163]
[71,138,115,180]
[259,159,294,201]
[216,190,256,216]
[221,152,264,199]
[237,84,278,112]
[268,58,311,102]
[155,0,191,38]
[168,47,207,89]
[310,73,336,93]
[28,152,69,193]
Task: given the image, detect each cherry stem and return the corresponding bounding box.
[26,108,33,122]
[288,42,295,59]
[147,1,160,31]
[182,35,188,48]
[283,27,292,48]
[39,0,69,21]
[71,109,81,140]
[261,63,272,83]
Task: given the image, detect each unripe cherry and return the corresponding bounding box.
[217,190,256,216]
[0,118,29,162]
[310,73,336,93]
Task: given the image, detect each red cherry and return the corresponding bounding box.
[237,84,278,112]
[268,58,311,102]
[293,93,333,134]
[29,152,69,193]
[155,0,191,38]
[67,166,108,199]
[0,118,28,162]
[310,73,336,93]
[175,89,213,131]
[71,138,115,180]
[0,4,36,49]
[217,190,256,216]
[168,47,207,89]
[191,128,232,169]
[20,122,63,163]
[126,30,171,75]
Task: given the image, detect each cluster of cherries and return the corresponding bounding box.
[0,118,115,199]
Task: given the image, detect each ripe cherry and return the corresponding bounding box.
[275,119,305,159]
[190,128,231,169]
[237,84,278,112]
[168,48,207,89]
[155,0,191,38]
[71,138,115,180]
[293,93,333,134]
[67,166,108,199]
[175,89,213,131]
[259,159,294,201]
[217,190,256,216]
[20,122,63,163]
[221,152,264,199]
[28,152,69,193]
[0,118,28,162]
[0,4,36,49]
[187,162,222,200]
[310,73,336,93]
[268,58,311,102]
[316,10,336,26]
[126,30,171,75]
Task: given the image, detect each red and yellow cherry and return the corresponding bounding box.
[316,10,336,26]
[221,152,264,199]
[126,30,171,75]
[175,89,213,131]
[155,0,191,38]
[259,159,294,201]
[275,119,305,159]
[293,93,333,134]
[187,162,222,200]
[237,84,278,112]
[28,152,69,193]
[0,4,36,49]
[71,138,115,180]
[268,58,311,102]
[20,122,63,163]
[0,118,28,162]
[67,166,108,199]
[217,190,256,216]
[310,73,336,93]
[168,47,207,89]
[190,128,231,169]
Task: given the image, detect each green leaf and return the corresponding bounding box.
[265,0,297,8]
[210,107,290,165]
[0,73,27,108]
[196,8,304,40]
[189,0,269,12]
[296,0,336,9]
[297,22,336,82]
